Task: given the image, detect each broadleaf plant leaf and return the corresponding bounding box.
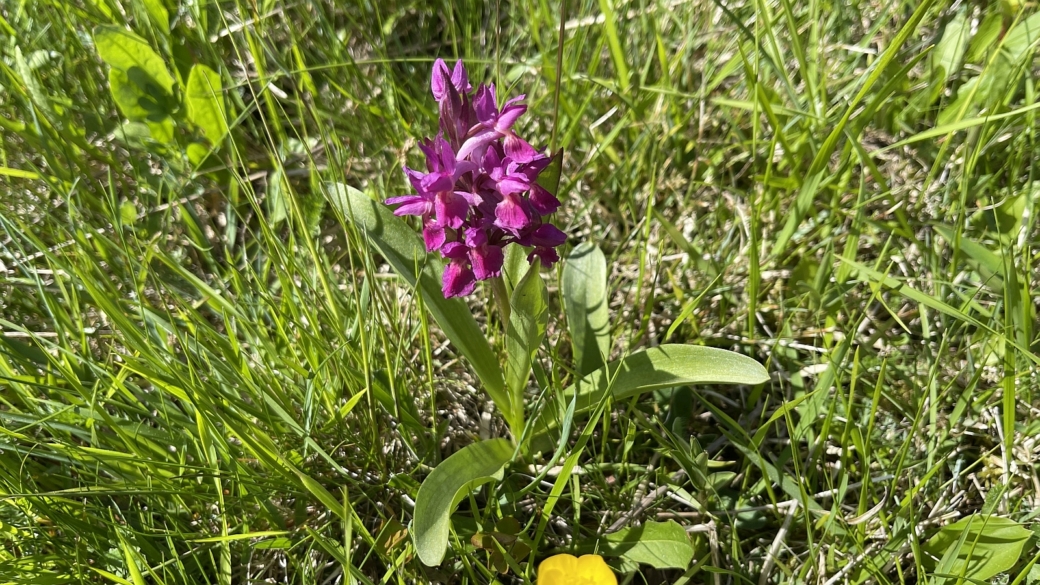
[186,64,228,147]
[596,521,694,569]
[94,25,176,140]
[93,26,174,94]
[326,183,508,413]
[930,9,968,84]
[924,514,1032,581]
[562,243,610,375]
[412,439,514,566]
[505,261,548,433]
[531,344,768,452]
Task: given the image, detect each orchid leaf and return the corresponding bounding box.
[562,243,610,375]
[186,64,228,147]
[924,515,1031,581]
[413,439,514,566]
[505,261,547,432]
[582,521,695,569]
[93,25,176,138]
[327,183,508,415]
[530,344,768,452]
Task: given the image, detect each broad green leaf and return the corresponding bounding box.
[595,521,694,569]
[108,68,171,122]
[326,183,506,408]
[186,141,210,166]
[563,243,610,375]
[531,344,768,452]
[186,64,228,146]
[967,11,1003,62]
[1002,10,1040,65]
[94,26,174,94]
[94,26,176,131]
[502,244,529,293]
[931,10,968,84]
[924,515,1031,581]
[146,117,175,144]
[413,439,514,566]
[505,261,548,431]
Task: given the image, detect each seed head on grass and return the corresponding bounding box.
[385,58,564,298]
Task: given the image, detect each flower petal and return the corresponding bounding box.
[442,259,476,298]
[523,223,567,247]
[451,59,470,93]
[435,136,457,175]
[470,244,504,280]
[422,223,448,252]
[504,134,539,163]
[529,246,560,268]
[463,227,487,248]
[528,184,561,215]
[431,58,451,101]
[385,195,431,217]
[474,84,498,124]
[575,555,617,584]
[519,154,552,178]
[421,172,454,194]
[496,102,526,132]
[494,193,530,231]
[438,83,464,143]
[435,191,469,229]
[440,241,468,259]
[482,144,503,172]
[403,167,427,192]
[496,176,531,196]
[457,128,501,161]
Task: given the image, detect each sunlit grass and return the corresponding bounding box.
[1,0,1039,583]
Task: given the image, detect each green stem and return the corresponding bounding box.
[489,276,524,443]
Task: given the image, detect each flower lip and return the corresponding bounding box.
[442,259,476,297]
[494,193,531,232]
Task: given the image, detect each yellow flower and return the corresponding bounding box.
[537,554,617,585]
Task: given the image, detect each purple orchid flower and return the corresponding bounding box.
[385,59,566,298]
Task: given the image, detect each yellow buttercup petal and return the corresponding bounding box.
[537,554,617,585]
[575,555,617,583]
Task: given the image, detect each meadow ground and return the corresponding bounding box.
[2,0,1040,583]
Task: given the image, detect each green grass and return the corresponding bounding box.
[2,0,1040,583]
